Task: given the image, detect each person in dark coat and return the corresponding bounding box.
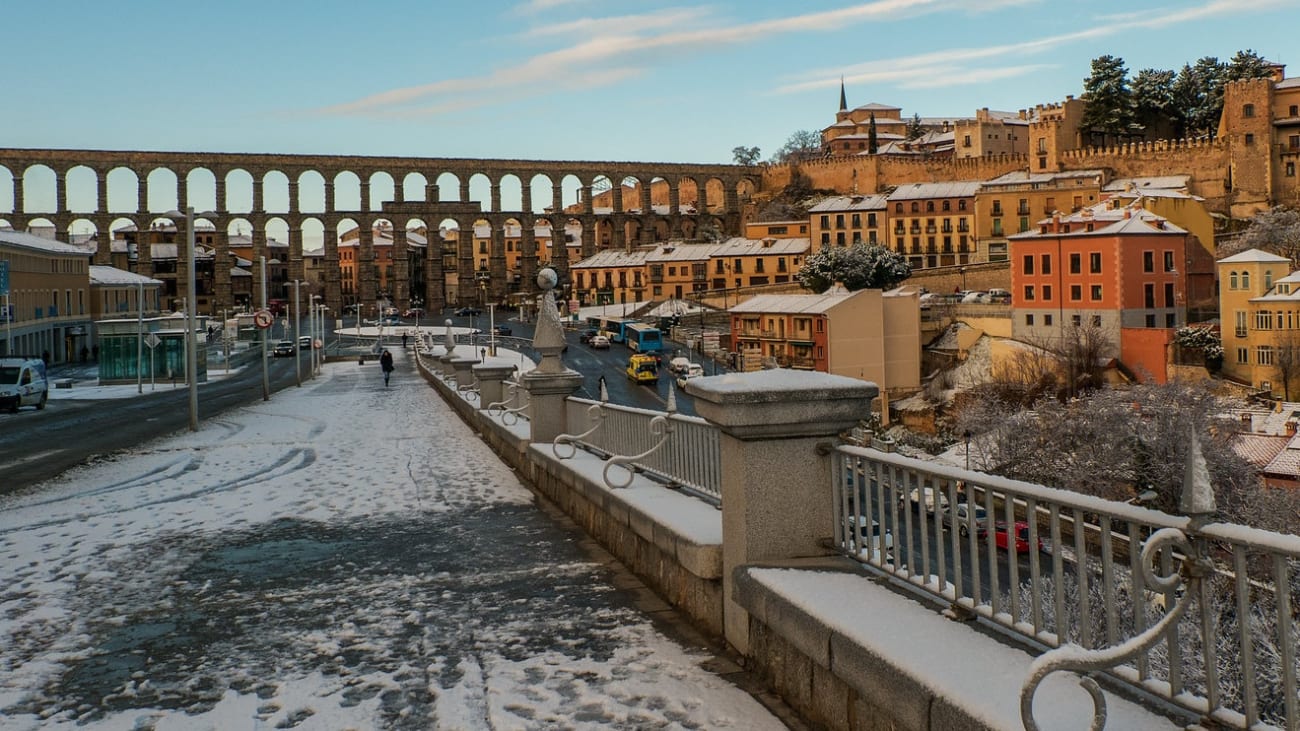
[379,349,395,386]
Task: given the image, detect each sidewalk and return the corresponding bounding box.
[0,347,783,729]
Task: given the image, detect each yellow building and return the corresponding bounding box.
[886,182,980,269]
[1,229,93,362]
[571,248,649,305]
[729,287,921,395]
[976,170,1105,262]
[954,108,1030,159]
[744,220,808,239]
[808,195,888,248]
[1218,248,1298,395]
[1101,178,1215,256]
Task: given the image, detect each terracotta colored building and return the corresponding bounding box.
[976,170,1105,263]
[1008,201,1214,382]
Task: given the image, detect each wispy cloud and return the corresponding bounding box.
[778,0,1289,95]
[514,0,591,15]
[316,0,1023,119]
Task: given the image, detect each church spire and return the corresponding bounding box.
[838,76,847,111]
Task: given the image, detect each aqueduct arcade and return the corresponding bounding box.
[0,148,757,316]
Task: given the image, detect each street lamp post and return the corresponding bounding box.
[184,207,198,431]
[291,279,302,387]
[963,429,972,471]
[136,277,144,394]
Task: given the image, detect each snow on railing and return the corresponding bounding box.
[833,441,1300,731]
[486,377,529,425]
[557,389,721,506]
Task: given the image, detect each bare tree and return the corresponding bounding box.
[1273,331,1300,400]
[1216,206,1300,262]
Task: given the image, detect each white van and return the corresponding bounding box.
[0,357,49,412]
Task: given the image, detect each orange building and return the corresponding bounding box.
[1008,201,1214,382]
[808,195,887,248]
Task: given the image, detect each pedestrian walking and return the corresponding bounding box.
[401,332,408,349]
[379,349,395,387]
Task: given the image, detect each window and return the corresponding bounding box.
[1237,347,1248,364]
[1143,251,1154,273]
[867,213,877,227]
[1291,134,1300,150]
[1230,271,1239,289]
[1091,284,1103,300]
[1070,284,1082,301]
[959,200,967,211]
[942,200,951,211]
[1166,313,1176,328]
[1019,217,1029,232]
[836,214,845,228]
[911,202,919,213]
[1243,103,1255,118]
[1023,255,1035,275]
[1145,283,1155,308]
[1023,285,1035,301]
[1257,311,1274,329]
[836,232,846,246]
[1243,271,1251,288]
[1072,314,1082,327]
[821,233,830,246]
[1025,314,1035,326]
[1292,105,1299,117]
[1043,285,1052,301]
[963,134,971,147]
[820,215,830,228]
[1044,314,1053,326]
[1146,314,1156,327]
[851,214,860,228]
[1040,254,1051,275]
[1245,133,1255,145]
[1092,315,1102,327]
[926,201,935,212]
[1165,282,1175,307]
[1258,346,1275,366]
[1070,253,1081,274]
[1288,162,1296,178]
[1090,252,1102,274]
[1236,310,1248,336]
[1164,251,1175,272]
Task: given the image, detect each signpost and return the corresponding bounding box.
[144,332,160,391]
[0,261,9,356]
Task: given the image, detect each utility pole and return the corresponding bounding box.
[260,256,269,401]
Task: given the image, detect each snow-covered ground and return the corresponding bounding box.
[0,349,784,730]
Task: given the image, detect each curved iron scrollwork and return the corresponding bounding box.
[602,414,674,489]
[1020,527,1212,731]
[553,402,607,460]
[485,381,528,425]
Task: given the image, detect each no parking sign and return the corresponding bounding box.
[253,310,274,329]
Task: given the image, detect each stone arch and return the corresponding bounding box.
[336,218,361,300]
[184,168,218,213]
[224,169,255,214]
[333,171,362,212]
[436,172,461,203]
[679,217,698,240]
[262,170,291,214]
[145,167,179,213]
[402,172,428,203]
[498,173,523,213]
[529,173,554,214]
[735,176,757,203]
[368,171,395,212]
[21,164,56,214]
[677,176,701,214]
[26,216,55,235]
[0,165,13,213]
[595,217,614,248]
[560,174,583,212]
[705,177,726,214]
[106,167,140,213]
[65,165,98,214]
[297,170,327,214]
[300,217,326,254]
[469,173,492,212]
[652,216,671,241]
[67,217,98,243]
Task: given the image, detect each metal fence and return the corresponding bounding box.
[562,397,721,505]
[833,445,1300,730]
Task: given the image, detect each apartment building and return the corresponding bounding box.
[976,170,1105,262]
[954,108,1030,158]
[886,182,980,270]
[0,229,93,362]
[1008,202,1213,382]
[728,287,920,393]
[808,195,888,248]
[1217,249,1297,395]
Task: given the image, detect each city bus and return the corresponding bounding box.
[587,316,634,343]
[624,322,664,354]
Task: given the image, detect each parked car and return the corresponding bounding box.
[668,356,692,375]
[493,324,512,336]
[455,307,482,317]
[992,521,1043,553]
[579,328,599,344]
[272,340,296,357]
[900,485,949,514]
[378,317,402,326]
[987,288,1012,304]
[851,516,895,563]
[402,307,426,318]
[940,503,989,537]
[961,290,991,304]
[589,334,610,349]
[675,363,704,389]
[0,357,49,412]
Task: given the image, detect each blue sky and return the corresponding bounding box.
[3,0,1298,164]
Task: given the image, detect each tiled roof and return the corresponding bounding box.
[887,181,981,200]
[730,290,857,315]
[1232,432,1289,468]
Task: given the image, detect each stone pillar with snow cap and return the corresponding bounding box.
[437,319,458,376]
[686,369,878,655]
[449,354,481,386]
[522,267,583,443]
[473,357,518,406]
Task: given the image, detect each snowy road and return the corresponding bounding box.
[0,350,785,730]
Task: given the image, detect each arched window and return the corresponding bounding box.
[1242,271,1251,289]
[1243,103,1255,118]
[1230,271,1239,289]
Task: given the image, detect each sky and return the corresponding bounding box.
[0,348,787,729]
[3,0,1298,166]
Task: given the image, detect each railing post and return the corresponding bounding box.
[688,370,877,654]
[449,355,481,386]
[473,362,517,406]
[523,267,583,443]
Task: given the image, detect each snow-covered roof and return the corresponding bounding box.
[730,290,857,315]
[1217,248,1291,264]
[852,102,900,112]
[1102,175,1190,192]
[1009,201,1186,239]
[887,181,981,200]
[808,194,889,213]
[981,170,1106,188]
[569,249,649,269]
[0,229,89,256]
[88,265,161,286]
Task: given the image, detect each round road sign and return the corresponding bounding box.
[253,310,274,329]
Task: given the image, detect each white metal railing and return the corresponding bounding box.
[486,377,529,425]
[833,444,1300,731]
[558,396,721,505]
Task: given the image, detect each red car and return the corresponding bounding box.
[992,521,1042,553]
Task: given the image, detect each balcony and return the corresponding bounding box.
[1236,327,1248,338]
[1017,206,1031,215]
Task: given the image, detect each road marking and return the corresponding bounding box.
[0,448,63,471]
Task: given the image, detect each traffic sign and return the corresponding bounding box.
[253,310,274,329]
[144,333,161,349]
[0,260,8,295]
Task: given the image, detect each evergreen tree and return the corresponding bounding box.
[1226,48,1274,81]
[905,113,925,141]
[796,243,911,293]
[1130,68,1176,137]
[1080,55,1135,145]
[868,112,878,154]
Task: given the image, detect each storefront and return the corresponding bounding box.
[95,316,209,386]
